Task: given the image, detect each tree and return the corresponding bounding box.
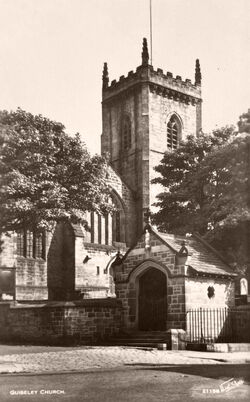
[0,108,112,233]
[152,127,250,272]
[238,109,250,134]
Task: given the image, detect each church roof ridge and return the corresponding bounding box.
[148,227,237,277]
[117,225,237,278]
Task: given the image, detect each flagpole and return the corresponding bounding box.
[150,0,153,65]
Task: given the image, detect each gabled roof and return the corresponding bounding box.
[153,229,237,277]
[70,223,85,237]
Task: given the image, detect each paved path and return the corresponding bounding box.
[0,346,250,374]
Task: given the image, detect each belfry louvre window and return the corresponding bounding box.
[167,115,181,149]
[122,115,131,150]
[17,230,46,259]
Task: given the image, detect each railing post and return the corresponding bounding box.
[199,307,204,343]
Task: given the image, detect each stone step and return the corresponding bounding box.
[115,331,168,338]
[103,340,168,348]
[109,338,167,344]
[105,342,166,348]
[104,331,169,348]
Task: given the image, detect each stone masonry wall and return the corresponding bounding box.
[75,241,118,299]
[185,277,235,310]
[0,232,49,301]
[113,230,236,333]
[114,231,186,330]
[102,86,148,234]
[0,299,122,344]
[149,89,199,207]
[0,222,77,302]
[185,277,236,341]
[15,258,48,301]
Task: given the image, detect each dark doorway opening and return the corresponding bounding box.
[138,268,167,331]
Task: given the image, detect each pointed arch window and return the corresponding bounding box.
[122,115,132,150]
[111,192,126,244]
[90,212,95,243]
[167,115,181,150]
[112,210,121,242]
[35,231,45,259]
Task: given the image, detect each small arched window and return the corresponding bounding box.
[167,115,181,150]
[122,115,131,150]
[240,278,248,296]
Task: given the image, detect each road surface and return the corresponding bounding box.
[0,364,249,402]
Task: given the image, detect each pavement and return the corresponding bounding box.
[0,345,250,375]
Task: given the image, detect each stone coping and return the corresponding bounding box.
[2,298,122,310]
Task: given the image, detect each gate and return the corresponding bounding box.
[186,308,250,343]
[139,296,167,331]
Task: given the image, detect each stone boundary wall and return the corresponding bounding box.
[0,299,123,345]
[233,305,250,342]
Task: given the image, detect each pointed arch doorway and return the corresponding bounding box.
[138,268,167,331]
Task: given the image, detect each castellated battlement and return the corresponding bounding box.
[102,38,202,105]
[103,64,201,105]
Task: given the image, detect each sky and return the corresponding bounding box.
[0,0,249,153]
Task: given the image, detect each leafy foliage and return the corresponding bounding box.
[238,109,250,134]
[0,108,112,232]
[152,127,250,272]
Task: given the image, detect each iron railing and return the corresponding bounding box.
[186,307,250,343]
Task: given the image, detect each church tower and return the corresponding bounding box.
[101,38,202,232]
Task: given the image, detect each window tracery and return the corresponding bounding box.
[17,230,46,259]
[167,115,181,149]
